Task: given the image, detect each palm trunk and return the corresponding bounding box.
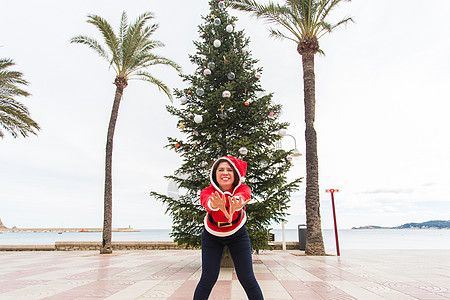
[100,83,125,254]
[301,52,326,256]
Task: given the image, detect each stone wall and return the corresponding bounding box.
[54,241,195,251]
[0,245,55,251]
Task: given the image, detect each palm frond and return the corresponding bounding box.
[314,0,353,37]
[121,12,155,74]
[86,14,120,72]
[118,11,128,45]
[0,59,29,88]
[117,12,129,65]
[0,110,39,138]
[70,35,111,62]
[231,0,302,42]
[0,58,15,70]
[0,85,30,98]
[0,93,39,139]
[133,71,173,101]
[128,52,181,75]
[139,40,165,53]
[0,71,29,87]
[331,16,353,29]
[232,0,352,44]
[72,11,180,102]
[140,24,159,41]
[286,0,306,34]
[268,28,297,42]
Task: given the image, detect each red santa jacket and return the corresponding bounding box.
[201,156,250,237]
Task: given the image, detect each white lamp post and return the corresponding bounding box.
[278,129,302,157]
[277,129,302,250]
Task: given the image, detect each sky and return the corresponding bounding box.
[1,0,449,230]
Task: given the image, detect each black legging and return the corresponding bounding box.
[193,226,264,299]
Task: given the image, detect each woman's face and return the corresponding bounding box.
[216,161,235,191]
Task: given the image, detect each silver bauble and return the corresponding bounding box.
[222,90,231,98]
[194,115,203,123]
[239,147,248,156]
[196,88,204,96]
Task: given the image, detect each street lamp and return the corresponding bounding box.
[277,130,302,250]
[278,129,302,157]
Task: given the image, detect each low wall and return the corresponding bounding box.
[0,245,55,251]
[55,241,195,251]
[0,241,300,251]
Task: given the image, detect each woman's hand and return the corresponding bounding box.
[227,196,251,222]
[209,192,231,220]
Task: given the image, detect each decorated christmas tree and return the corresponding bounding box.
[151,0,301,252]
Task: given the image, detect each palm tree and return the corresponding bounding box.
[230,0,352,255]
[0,58,40,138]
[71,12,181,254]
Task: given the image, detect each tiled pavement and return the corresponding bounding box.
[0,249,449,299]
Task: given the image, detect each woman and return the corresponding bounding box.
[193,156,264,299]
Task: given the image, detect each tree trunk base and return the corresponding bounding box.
[221,247,234,268]
[221,254,234,268]
[305,244,326,256]
[100,246,112,254]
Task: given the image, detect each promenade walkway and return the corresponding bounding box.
[0,249,449,299]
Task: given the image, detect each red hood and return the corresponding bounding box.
[210,156,247,194]
[222,156,246,178]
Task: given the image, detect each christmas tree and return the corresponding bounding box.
[151,0,301,252]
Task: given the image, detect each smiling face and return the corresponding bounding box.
[215,161,235,192]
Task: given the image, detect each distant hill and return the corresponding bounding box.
[352,220,450,229]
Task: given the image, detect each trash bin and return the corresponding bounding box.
[298,224,306,250]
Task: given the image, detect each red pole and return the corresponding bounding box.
[330,191,340,256]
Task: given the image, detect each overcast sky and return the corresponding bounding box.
[1,0,449,231]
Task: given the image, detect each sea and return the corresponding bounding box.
[2,229,450,250]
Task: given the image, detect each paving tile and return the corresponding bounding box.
[0,249,450,299]
[103,280,162,300]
